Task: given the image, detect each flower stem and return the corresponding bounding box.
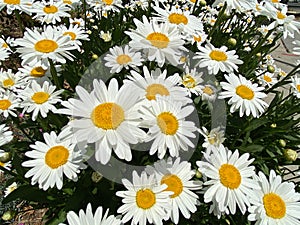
[14,10,24,34]
[48,58,62,90]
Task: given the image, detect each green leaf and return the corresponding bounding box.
[244,118,269,132]
[238,144,264,153]
[45,208,67,225]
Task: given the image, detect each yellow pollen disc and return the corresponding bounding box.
[236,85,254,100]
[263,193,286,219]
[190,0,196,3]
[182,75,196,88]
[63,31,76,40]
[168,13,188,25]
[45,146,69,169]
[63,0,72,4]
[2,43,8,48]
[91,103,125,130]
[30,67,47,77]
[31,92,50,104]
[180,56,187,63]
[3,0,20,4]
[157,112,179,135]
[146,32,170,49]
[145,84,170,100]
[272,0,279,3]
[209,50,228,61]
[116,54,132,65]
[256,4,261,11]
[296,84,300,92]
[202,86,214,95]
[0,100,11,110]
[43,5,58,14]
[208,135,217,145]
[34,39,58,53]
[0,162,5,167]
[161,174,183,198]
[72,21,81,26]
[193,35,202,42]
[3,78,14,88]
[263,75,272,83]
[102,0,113,5]
[277,11,286,20]
[219,164,241,189]
[136,189,156,209]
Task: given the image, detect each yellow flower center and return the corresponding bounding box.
[102,0,113,5]
[219,164,241,189]
[30,67,47,77]
[3,0,20,4]
[263,75,272,83]
[136,189,156,209]
[190,0,196,3]
[43,5,58,14]
[45,146,69,169]
[277,11,286,20]
[208,135,217,145]
[182,75,196,88]
[157,112,179,135]
[256,4,261,11]
[202,86,214,95]
[0,162,5,167]
[236,85,254,100]
[296,84,300,93]
[63,0,72,4]
[263,193,286,219]
[91,103,125,130]
[63,31,77,40]
[35,39,58,53]
[0,100,11,110]
[161,174,183,198]
[146,32,170,49]
[3,78,14,88]
[272,0,279,3]
[168,13,188,25]
[31,92,50,104]
[2,43,8,48]
[116,54,132,65]
[145,84,170,100]
[72,21,81,26]
[209,50,228,61]
[193,35,202,42]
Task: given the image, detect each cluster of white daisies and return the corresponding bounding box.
[0,0,300,224]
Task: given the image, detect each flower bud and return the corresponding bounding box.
[227,38,237,47]
[270,123,277,128]
[200,0,206,6]
[279,139,286,147]
[256,53,262,58]
[91,171,103,183]
[195,170,202,179]
[284,149,298,162]
[267,65,275,73]
[2,210,15,221]
[0,152,11,163]
[92,54,98,60]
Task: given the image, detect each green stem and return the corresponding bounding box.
[48,58,62,90]
[14,10,24,34]
[0,165,19,177]
[207,3,227,40]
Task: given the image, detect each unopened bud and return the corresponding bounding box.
[256,53,262,58]
[267,65,275,73]
[228,38,237,47]
[279,139,286,147]
[270,123,277,128]
[0,152,11,163]
[2,210,15,221]
[200,0,206,6]
[284,149,298,162]
[91,171,103,183]
[195,170,202,179]
[92,54,98,59]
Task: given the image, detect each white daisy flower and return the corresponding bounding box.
[139,96,198,159]
[69,17,85,27]
[185,31,208,48]
[58,24,90,49]
[0,123,13,146]
[19,80,63,121]
[14,26,77,66]
[22,130,86,190]
[124,66,192,105]
[257,71,278,87]
[212,0,256,12]
[59,203,121,225]
[0,37,14,52]
[153,5,203,35]
[0,69,27,93]
[290,75,300,98]
[194,43,243,75]
[57,78,146,164]
[145,157,202,224]
[116,170,172,225]
[86,0,123,12]
[104,45,143,74]
[180,67,203,96]
[219,73,268,118]
[4,182,17,198]
[248,170,300,225]
[200,83,218,102]
[197,146,260,215]
[199,126,225,155]
[0,47,10,62]
[0,0,33,14]
[0,91,19,117]
[32,0,71,24]
[125,15,186,67]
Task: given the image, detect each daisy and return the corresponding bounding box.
[199,126,225,154]
[257,71,278,87]
[197,145,260,215]
[219,73,268,118]
[104,45,143,74]
[4,182,17,197]
[125,15,186,67]
[290,75,300,98]
[145,157,202,224]
[116,170,172,225]
[248,170,300,225]
[22,130,86,190]
[19,80,63,121]
[0,123,13,146]
[0,91,19,117]
[185,31,208,48]
[86,0,123,12]
[153,5,203,35]
[0,69,27,93]
[59,203,121,225]
[57,78,146,164]
[0,0,33,14]
[58,24,90,49]
[124,66,192,105]
[69,17,85,27]
[32,0,71,24]
[14,25,77,66]
[200,83,218,102]
[139,96,198,159]
[212,0,256,12]
[194,43,243,75]
[180,67,203,96]
[0,47,10,62]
